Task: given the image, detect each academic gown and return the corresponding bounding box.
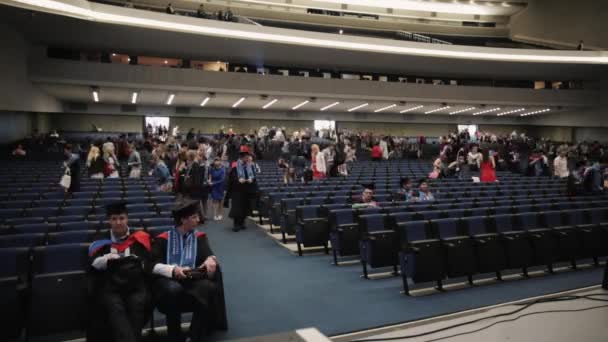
[87,230,152,342]
[149,231,227,341]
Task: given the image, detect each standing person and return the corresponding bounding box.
[479,149,497,182]
[553,148,570,179]
[87,145,105,179]
[150,153,172,192]
[63,144,81,193]
[195,149,210,220]
[149,201,222,342]
[209,158,226,221]
[127,143,142,179]
[467,145,482,171]
[166,3,175,14]
[380,137,389,160]
[371,142,383,161]
[88,202,152,342]
[103,142,120,178]
[174,151,188,203]
[310,144,326,180]
[227,147,257,232]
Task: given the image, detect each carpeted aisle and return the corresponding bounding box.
[204,219,604,341]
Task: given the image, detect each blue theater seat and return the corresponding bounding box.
[142,217,174,228]
[28,243,89,336]
[0,233,46,248]
[328,209,359,264]
[47,230,97,245]
[58,221,98,232]
[358,214,396,277]
[295,205,329,256]
[12,223,55,235]
[0,247,29,339]
[398,220,444,294]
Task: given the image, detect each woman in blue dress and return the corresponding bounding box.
[209,157,226,221]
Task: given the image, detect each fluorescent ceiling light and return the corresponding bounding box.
[472,107,501,115]
[92,90,99,103]
[12,0,608,65]
[425,106,450,114]
[502,2,511,7]
[131,92,138,104]
[292,100,309,110]
[496,108,525,116]
[449,106,476,115]
[262,98,278,109]
[348,103,369,112]
[166,94,175,105]
[321,102,340,111]
[521,108,551,117]
[233,97,246,108]
[374,104,397,113]
[200,97,210,106]
[400,105,424,113]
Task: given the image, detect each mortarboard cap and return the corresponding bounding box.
[106,201,128,217]
[172,200,200,222]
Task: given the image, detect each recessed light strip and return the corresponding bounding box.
[472,107,501,115]
[200,97,210,107]
[425,106,451,114]
[449,106,475,115]
[348,103,369,112]
[321,102,340,111]
[92,91,99,103]
[400,105,424,113]
[166,94,175,105]
[262,99,278,109]
[292,100,309,110]
[233,97,246,108]
[520,108,551,117]
[131,92,138,104]
[11,0,608,65]
[496,108,525,116]
[374,104,397,113]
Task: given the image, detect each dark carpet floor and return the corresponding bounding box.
[205,218,604,341]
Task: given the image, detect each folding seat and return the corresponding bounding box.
[124,196,149,204]
[492,214,533,274]
[515,212,556,270]
[47,230,97,245]
[12,223,54,234]
[514,205,535,214]
[28,244,90,335]
[2,200,32,209]
[0,208,24,223]
[126,203,157,214]
[13,193,39,201]
[492,206,513,215]
[125,190,147,198]
[152,195,175,205]
[465,206,487,217]
[294,205,330,256]
[280,198,304,243]
[434,218,476,283]
[142,217,174,228]
[61,206,92,217]
[98,191,124,199]
[331,196,350,204]
[48,215,87,224]
[462,216,506,278]
[359,214,397,277]
[306,197,327,206]
[541,211,579,268]
[267,192,289,230]
[328,209,359,264]
[65,198,94,207]
[416,210,441,221]
[58,221,99,232]
[95,197,123,207]
[70,191,97,200]
[128,211,159,221]
[5,216,45,227]
[0,247,29,339]
[398,221,444,295]
[0,233,46,248]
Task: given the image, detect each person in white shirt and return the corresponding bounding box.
[379,138,389,160]
[467,146,482,171]
[553,149,569,178]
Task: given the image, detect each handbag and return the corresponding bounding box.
[60,168,72,189]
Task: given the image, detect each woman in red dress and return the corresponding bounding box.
[479,149,497,182]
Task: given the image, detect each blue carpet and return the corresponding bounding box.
[205,219,604,340]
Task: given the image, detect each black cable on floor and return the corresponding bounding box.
[348,292,608,342]
[422,304,608,342]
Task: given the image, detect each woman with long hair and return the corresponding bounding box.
[102,142,120,178]
[86,145,105,179]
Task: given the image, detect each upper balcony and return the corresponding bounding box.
[1,0,607,82]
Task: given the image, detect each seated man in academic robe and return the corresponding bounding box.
[88,202,152,342]
[149,200,220,342]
